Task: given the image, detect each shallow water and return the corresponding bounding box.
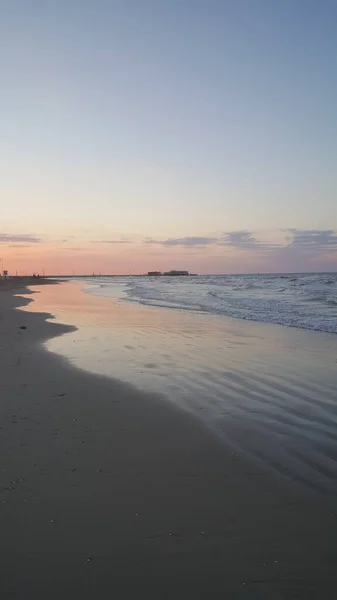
[82,272,337,334]
[23,281,337,493]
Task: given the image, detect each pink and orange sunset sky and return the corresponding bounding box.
[1,1,336,275]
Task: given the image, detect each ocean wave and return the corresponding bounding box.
[83,273,337,334]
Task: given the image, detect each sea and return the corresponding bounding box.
[82,272,337,334]
[29,272,337,494]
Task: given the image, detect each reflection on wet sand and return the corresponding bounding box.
[22,281,337,492]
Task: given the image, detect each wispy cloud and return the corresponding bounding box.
[91,239,132,244]
[220,229,337,258]
[143,229,337,269]
[60,247,86,251]
[144,236,218,247]
[220,230,281,252]
[0,233,41,244]
[285,229,337,252]
[144,232,279,251]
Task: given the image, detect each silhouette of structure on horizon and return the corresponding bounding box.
[147,270,190,276]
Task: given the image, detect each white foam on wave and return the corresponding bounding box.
[82,273,337,334]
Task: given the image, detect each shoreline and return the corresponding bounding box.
[27,280,337,495]
[79,272,337,336]
[1,284,337,597]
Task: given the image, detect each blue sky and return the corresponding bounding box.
[1,0,336,273]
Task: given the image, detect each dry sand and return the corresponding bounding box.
[1,281,337,599]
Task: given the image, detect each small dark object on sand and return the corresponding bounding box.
[19,325,27,330]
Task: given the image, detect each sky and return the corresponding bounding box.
[1,0,336,275]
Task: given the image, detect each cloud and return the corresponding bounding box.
[143,229,337,272]
[220,230,281,252]
[60,247,85,251]
[144,236,218,247]
[91,239,132,244]
[220,229,337,257]
[0,233,41,244]
[144,230,337,257]
[7,244,30,248]
[285,229,337,252]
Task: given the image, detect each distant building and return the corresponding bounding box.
[147,271,162,276]
[163,270,189,276]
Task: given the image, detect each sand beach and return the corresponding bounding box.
[1,280,337,598]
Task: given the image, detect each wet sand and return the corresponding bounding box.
[1,282,337,598]
[26,281,337,494]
